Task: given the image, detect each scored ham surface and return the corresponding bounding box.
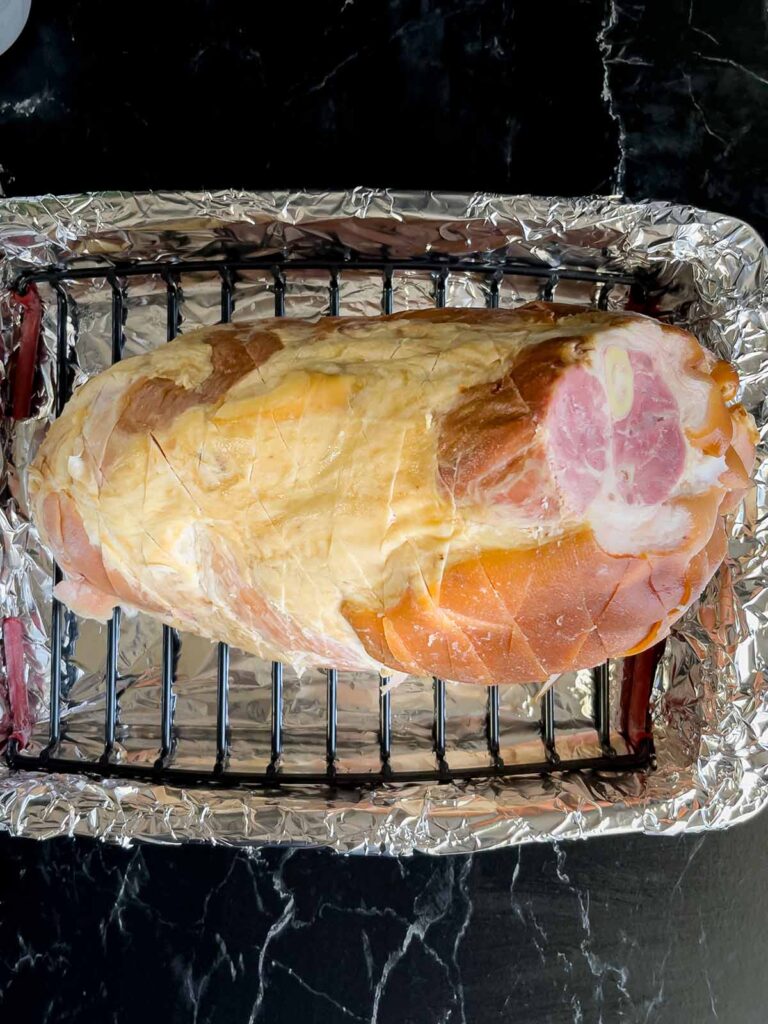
[29,303,757,684]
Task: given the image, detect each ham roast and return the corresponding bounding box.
[29,303,757,684]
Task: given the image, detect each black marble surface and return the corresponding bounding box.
[2,820,768,1023]
[1,1,768,1021]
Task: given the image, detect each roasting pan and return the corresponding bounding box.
[0,190,765,852]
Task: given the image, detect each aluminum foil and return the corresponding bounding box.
[0,189,766,854]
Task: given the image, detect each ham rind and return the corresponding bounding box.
[29,305,758,684]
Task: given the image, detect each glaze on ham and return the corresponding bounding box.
[29,304,757,684]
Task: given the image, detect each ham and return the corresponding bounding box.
[29,303,757,684]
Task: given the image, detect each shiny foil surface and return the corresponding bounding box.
[0,189,766,854]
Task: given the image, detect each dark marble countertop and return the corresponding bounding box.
[2,817,768,1023]
[1,1,767,1021]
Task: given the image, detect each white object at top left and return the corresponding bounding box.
[0,0,30,57]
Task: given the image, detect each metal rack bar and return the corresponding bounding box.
[6,255,656,790]
[591,283,616,756]
[541,688,558,762]
[487,272,501,309]
[53,285,70,417]
[110,276,126,362]
[274,268,286,315]
[47,570,63,752]
[14,257,641,292]
[539,273,559,301]
[264,266,288,774]
[487,685,501,762]
[377,266,395,769]
[157,275,181,765]
[593,661,612,752]
[326,669,338,773]
[8,745,652,790]
[45,285,72,753]
[382,268,394,315]
[215,642,230,770]
[379,677,392,766]
[158,630,176,763]
[104,608,121,756]
[213,269,235,772]
[269,661,283,771]
[434,268,447,308]
[324,270,340,773]
[220,267,235,323]
[433,677,447,765]
[329,271,340,316]
[166,274,181,339]
[103,277,126,759]
[431,272,448,771]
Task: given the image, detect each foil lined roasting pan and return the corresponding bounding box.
[0,189,766,854]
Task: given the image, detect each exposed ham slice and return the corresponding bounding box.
[611,351,686,506]
[547,366,609,514]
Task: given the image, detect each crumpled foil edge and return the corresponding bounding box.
[0,188,766,853]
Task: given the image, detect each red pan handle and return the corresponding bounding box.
[10,284,42,420]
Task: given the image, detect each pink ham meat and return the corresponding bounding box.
[612,351,687,505]
[548,366,610,514]
[548,350,687,514]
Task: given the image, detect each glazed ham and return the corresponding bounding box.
[29,303,757,684]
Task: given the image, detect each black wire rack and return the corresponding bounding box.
[6,253,657,789]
